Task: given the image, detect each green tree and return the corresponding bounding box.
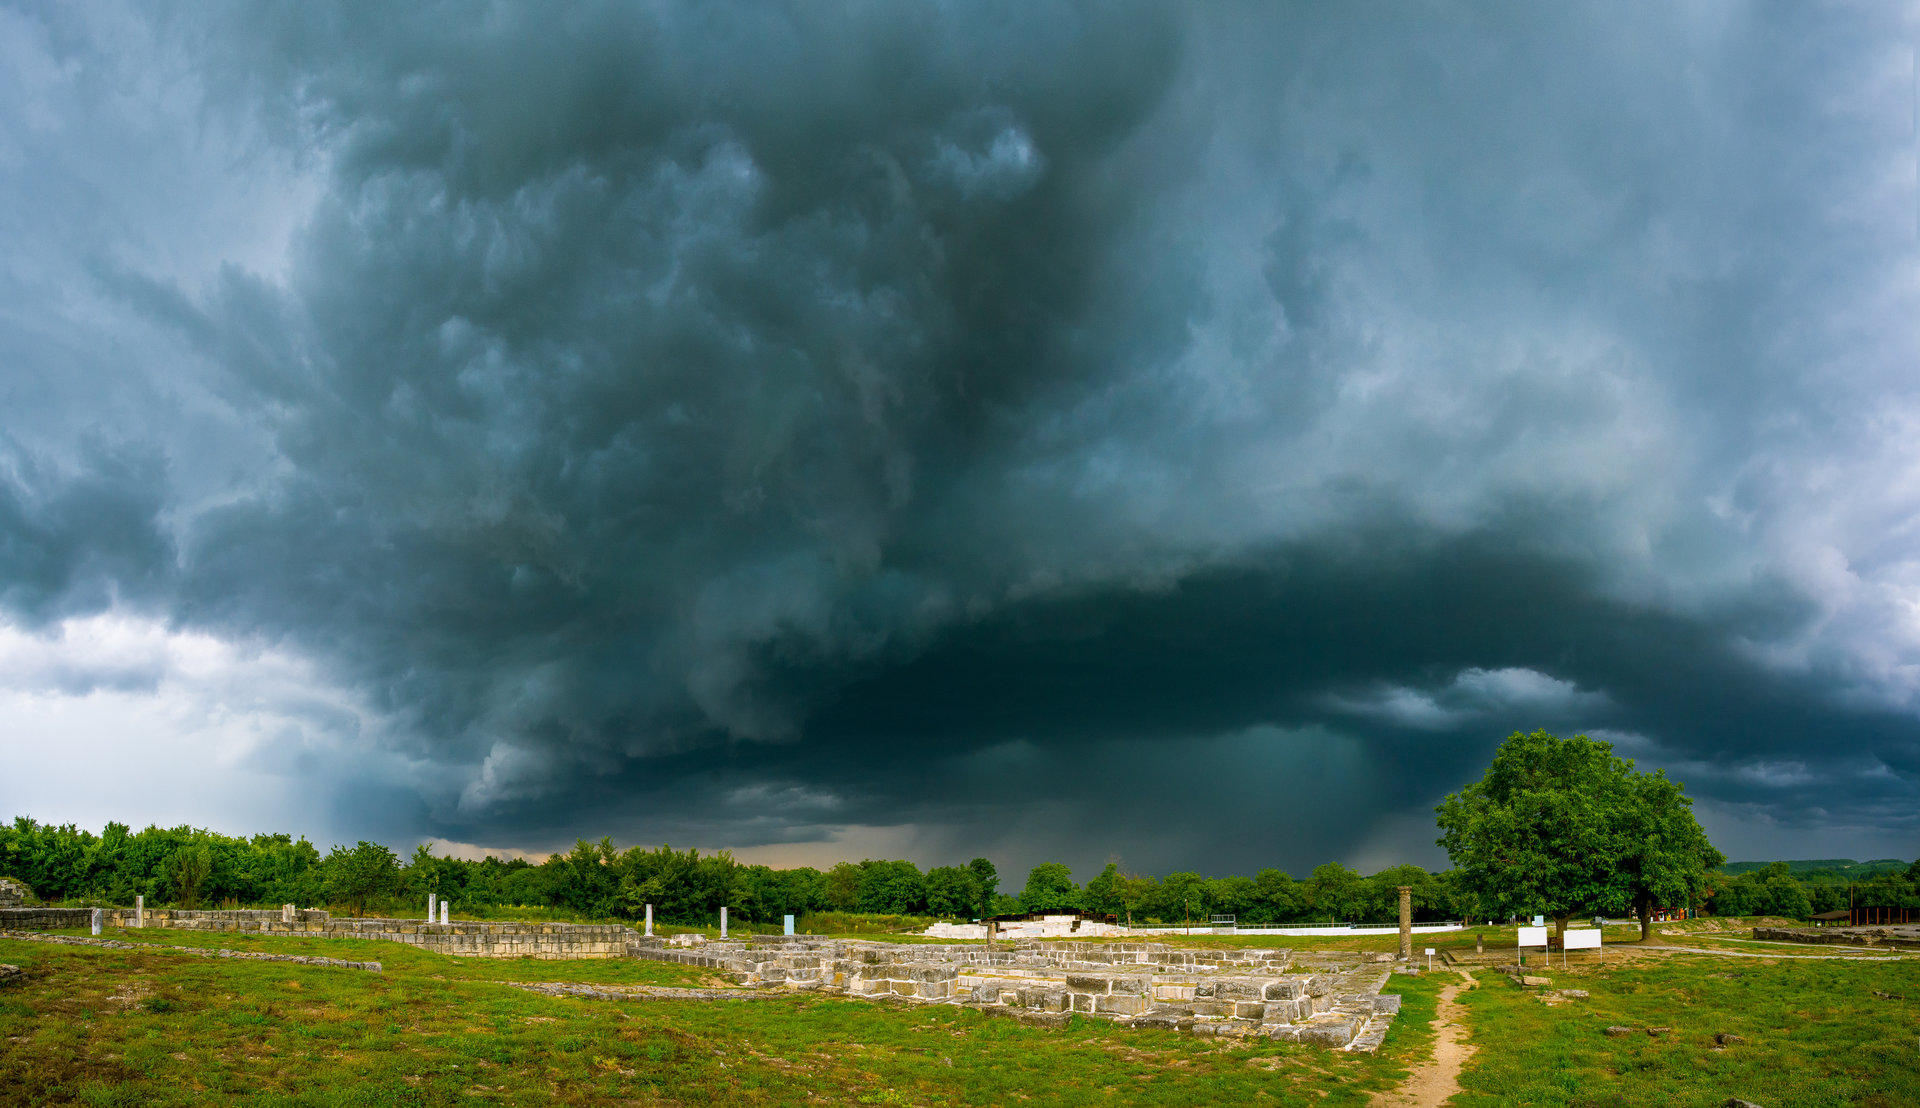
[1083,863,1124,917]
[925,865,983,919]
[1620,770,1724,939]
[165,842,214,909]
[1305,863,1364,924]
[1437,730,1720,943]
[966,858,999,918]
[324,841,401,917]
[1018,863,1079,913]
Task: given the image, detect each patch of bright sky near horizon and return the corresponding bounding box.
[2,1,1920,878]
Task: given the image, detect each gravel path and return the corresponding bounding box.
[1372,969,1477,1107]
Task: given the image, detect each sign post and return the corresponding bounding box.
[1563,928,1602,968]
[1425,947,1434,971]
[1517,925,1548,967]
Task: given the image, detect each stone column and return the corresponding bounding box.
[427,893,437,924]
[440,901,449,925]
[1397,886,1412,960]
[281,903,294,925]
[645,903,653,937]
[720,906,728,939]
[91,907,102,936]
[136,895,145,929]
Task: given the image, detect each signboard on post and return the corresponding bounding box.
[1563,928,1602,966]
[1517,926,1549,948]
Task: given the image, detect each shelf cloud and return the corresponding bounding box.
[2,0,1917,874]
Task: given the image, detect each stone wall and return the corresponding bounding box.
[1753,925,1920,951]
[326,919,632,959]
[0,878,30,907]
[0,906,628,959]
[0,908,93,931]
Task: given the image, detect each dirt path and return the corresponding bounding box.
[1373,969,1476,1108]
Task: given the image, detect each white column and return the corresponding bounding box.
[645,903,653,937]
[135,895,145,928]
[427,893,437,923]
[720,906,728,939]
[90,907,102,936]
[440,900,449,925]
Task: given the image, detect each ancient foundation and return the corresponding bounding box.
[1753,923,1920,952]
[629,935,1405,1051]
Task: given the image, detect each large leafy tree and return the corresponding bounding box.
[1436,730,1720,942]
[1018,863,1079,912]
[1620,770,1724,939]
[324,841,401,918]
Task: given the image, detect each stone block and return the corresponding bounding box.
[1264,980,1309,1000]
[1065,975,1110,994]
[1069,992,1097,1013]
[1096,994,1148,1016]
[1214,979,1265,1000]
[1133,1009,1195,1031]
[1294,1018,1360,1047]
[1231,1001,1266,1020]
[1188,1000,1228,1017]
[1372,994,1402,1015]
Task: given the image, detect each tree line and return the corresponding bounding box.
[0,816,1472,925]
[8,728,1914,929]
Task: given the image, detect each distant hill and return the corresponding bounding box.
[1720,858,1912,880]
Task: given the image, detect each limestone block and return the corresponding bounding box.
[1096,994,1148,1016]
[1264,979,1310,1000]
[1294,1018,1361,1047]
[1108,975,1150,996]
[1065,975,1111,994]
[1133,1009,1195,1031]
[1214,979,1265,1000]
[1372,995,1402,1015]
[917,980,953,999]
[1231,1001,1266,1020]
[1069,992,1096,1013]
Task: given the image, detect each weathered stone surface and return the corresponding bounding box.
[1558,989,1589,999]
[1646,1026,1671,1036]
[1065,975,1111,994]
[1133,1008,1195,1031]
[1372,994,1402,1014]
[1096,993,1149,1016]
[1231,1001,1267,1020]
[0,963,21,985]
[1715,1033,1744,1046]
[1724,1100,1763,1108]
[1605,1026,1636,1037]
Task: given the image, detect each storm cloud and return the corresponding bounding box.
[2,0,1917,875]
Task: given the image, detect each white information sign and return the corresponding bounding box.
[1563,930,1602,950]
[1517,926,1549,947]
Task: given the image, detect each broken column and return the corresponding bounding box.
[720,906,728,939]
[427,893,437,923]
[281,903,295,925]
[440,900,449,925]
[1397,886,1412,960]
[135,895,144,928]
[645,903,653,937]
[91,907,102,936]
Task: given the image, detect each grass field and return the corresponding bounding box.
[3,924,1915,1106]
[0,929,1437,1106]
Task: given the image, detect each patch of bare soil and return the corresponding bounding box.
[1372,970,1476,1108]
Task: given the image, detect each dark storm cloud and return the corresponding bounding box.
[4,0,1918,870]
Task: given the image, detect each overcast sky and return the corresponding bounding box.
[3,1,1918,879]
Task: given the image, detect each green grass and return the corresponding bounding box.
[10,923,1913,1106]
[1450,950,1920,1106]
[0,930,1442,1106]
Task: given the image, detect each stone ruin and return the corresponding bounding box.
[629,935,1405,1051]
[0,879,29,908]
